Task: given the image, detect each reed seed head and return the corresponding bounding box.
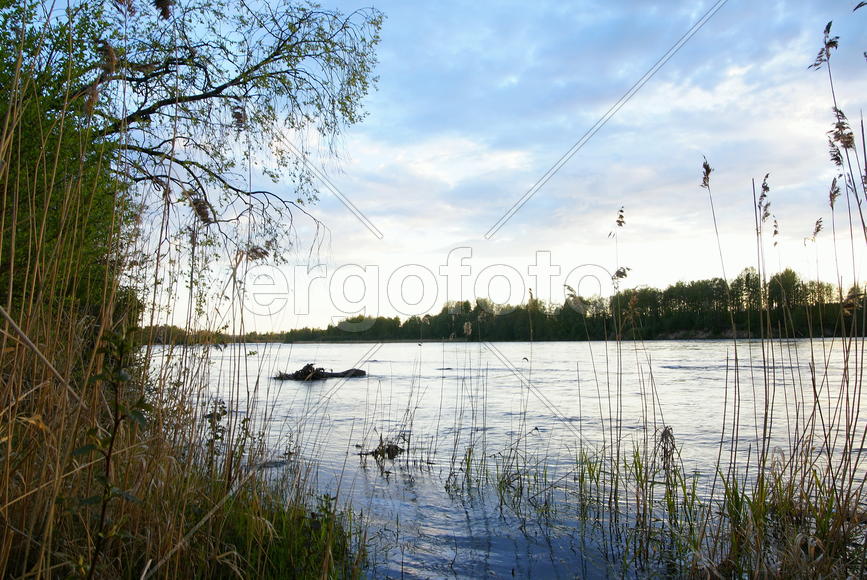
[701,157,712,189]
[84,85,99,115]
[98,40,117,74]
[189,195,215,224]
[232,106,247,130]
[154,0,173,20]
[828,139,843,167]
[245,246,269,260]
[112,0,136,16]
[809,21,838,70]
[829,177,840,208]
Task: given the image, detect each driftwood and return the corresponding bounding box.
[274,363,366,381]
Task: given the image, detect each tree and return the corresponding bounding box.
[1,0,382,343]
[731,267,761,312]
[767,269,804,310]
[22,0,382,258]
[0,1,121,317]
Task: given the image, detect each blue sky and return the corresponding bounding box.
[239,0,867,331]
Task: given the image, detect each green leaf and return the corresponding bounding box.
[88,372,111,384]
[111,487,142,504]
[129,409,147,428]
[133,398,153,412]
[72,444,98,457]
[79,494,102,506]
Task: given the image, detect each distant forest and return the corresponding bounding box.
[144,268,864,344]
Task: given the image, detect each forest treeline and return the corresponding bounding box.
[276,268,860,342]
[149,267,863,344]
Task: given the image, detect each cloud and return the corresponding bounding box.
[246,0,867,329]
[344,134,533,191]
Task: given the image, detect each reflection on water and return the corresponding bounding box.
[167,339,859,578]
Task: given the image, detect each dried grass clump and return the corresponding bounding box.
[154,0,173,20]
[189,195,216,225]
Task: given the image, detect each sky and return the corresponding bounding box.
[231,0,867,332]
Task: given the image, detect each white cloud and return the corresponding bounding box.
[231,0,867,330]
[343,134,532,190]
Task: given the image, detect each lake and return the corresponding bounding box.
[190,338,859,578]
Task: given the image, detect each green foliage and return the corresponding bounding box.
[0,1,120,315]
[88,0,383,257]
[1,0,384,321]
[212,490,363,579]
[0,1,378,578]
[245,270,847,344]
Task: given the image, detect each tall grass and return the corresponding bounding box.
[414,263,863,576]
[3,4,865,579]
[345,17,867,577]
[0,6,364,580]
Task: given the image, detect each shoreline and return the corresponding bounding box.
[149,331,862,346]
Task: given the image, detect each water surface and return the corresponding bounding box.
[193,339,858,578]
